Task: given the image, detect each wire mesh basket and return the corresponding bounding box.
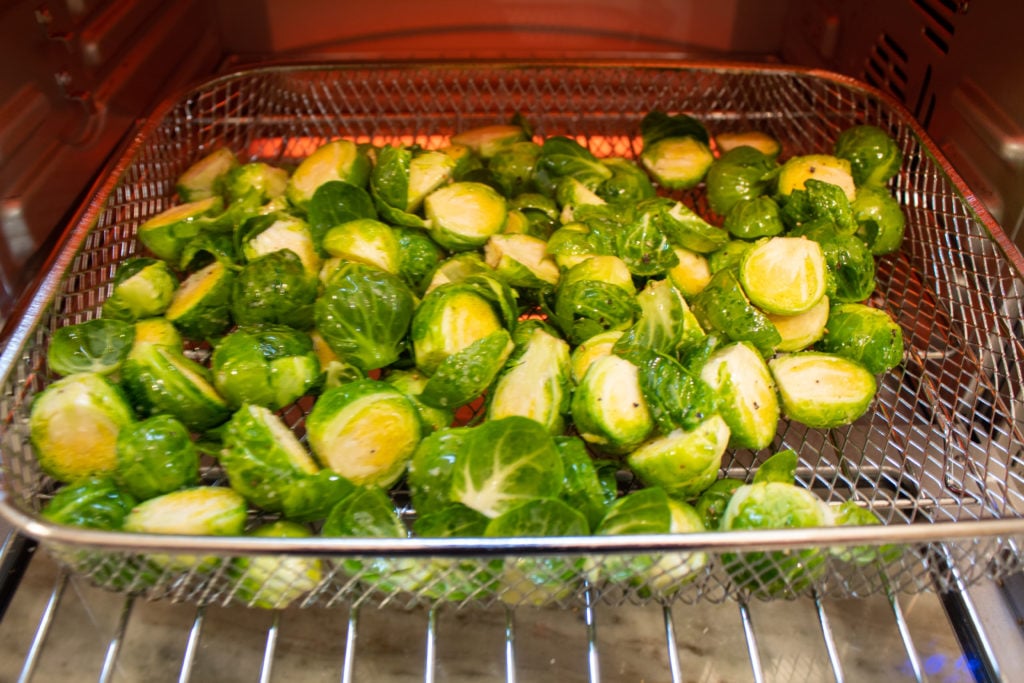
[1,62,1023,610]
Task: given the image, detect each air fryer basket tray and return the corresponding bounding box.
[1,62,1022,609]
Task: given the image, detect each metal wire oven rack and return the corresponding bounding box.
[1,62,1024,609]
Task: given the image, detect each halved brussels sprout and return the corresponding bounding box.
[425,181,508,251]
[777,154,856,202]
[714,131,781,158]
[721,480,833,596]
[307,180,378,251]
[833,125,903,187]
[450,416,565,519]
[411,281,505,376]
[137,196,223,263]
[224,162,289,204]
[231,521,324,609]
[239,213,321,275]
[699,342,779,450]
[30,373,135,483]
[47,318,135,377]
[705,145,779,216]
[667,247,712,298]
[817,303,904,374]
[132,317,183,351]
[114,415,199,501]
[407,427,470,516]
[120,343,231,431]
[164,260,235,341]
[851,185,906,255]
[451,124,528,159]
[486,323,571,433]
[231,249,318,330]
[738,236,827,316]
[691,269,781,357]
[484,233,560,288]
[306,379,422,488]
[424,252,492,293]
[315,261,416,372]
[383,369,454,433]
[546,222,598,271]
[769,352,877,429]
[176,147,239,202]
[286,140,371,209]
[407,150,458,212]
[766,295,830,352]
[323,218,400,274]
[569,329,623,384]
[571,354,653,455]
[42,477,137,529]
[594,487,708,597]
[102,258,178,322]
[211,325,321,411]
[639,111,713,190]
[627,414,729,499]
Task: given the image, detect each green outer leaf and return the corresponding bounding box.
[551,279,638,347]
[690,270,781,357]
[419,330,515,409]
[554,435,609,531]
[231,250,318,329]
[41,477,137,530]
[407,427,471,516]
[307,180,378,252]
[617,348,716,434]
[694,478,743,530]
[752,449,798,484]
[817,303,904,375]
[47,319,135,377]
[114,415,199,501]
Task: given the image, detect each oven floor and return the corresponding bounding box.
[0,545,973,682]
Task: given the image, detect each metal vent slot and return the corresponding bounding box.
[864,33,910,103]
[910,0,958,54]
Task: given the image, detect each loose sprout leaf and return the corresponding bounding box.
[752,449,799,485]
[307,180,378,251]
[640,111,710,147]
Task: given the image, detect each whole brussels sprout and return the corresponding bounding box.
[231,521,324,609]
[211,325,321,411]
[314,261,416,372]
[723,196,784,240]
[47,318,135,377]
[488,141,542,196]
[231,250,319,329]
[705,146,778,216]
[41,477,137,529]
[114,415,199,501]
[30,373,136,483]
[817,303,904,374]
[102,258,178,322]
[851,185,906,255]
[834,124,903,187]
[306,379,422,488]
[626,414,730,499]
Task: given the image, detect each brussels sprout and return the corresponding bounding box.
[307,180,378,251]
[419,329,515,410]
[596,157,657,204]
[408,150,459,211]
[534,137,612,196]
[231,521,324,609]
[790,219,877,303]
[657,199,730,254]
[780,178,857,234]
[766,295,830,352]
[47,318,135,377]
[124,486,248,570]
[239,213,321,275]
[392,226,444,295]
[571,354,653,455]
[724,196,784,240]
[450,416,565,519]
[705,146,779,216]
[714,131,781,158]
[137,196,223,263]
[407,427,470,515]
[286,140,371,209]
[769,352,877,429]
[224,162,289,204]
[753,448,799,484]
[484,233,560,288]
[321,485,407,576]
[510,192,560,238]
[699,342,779,450]
[551,260,639,346]
[176,148,239,202]
[322,219,400,274]
[817,303,904,374]
[639,112,714,190]
[851,185,906,255]
[315,261,416,372]
[114,415,199,501]
[441,143,483,180]
[555,176,607,223]
[562,254,635,293]
[164,260,235,340]
[619,348,717,435]
[614,278,703,358]
[413,503,489,538]
[231,249,319,329]
[721,480,833,596]
[120,343,231,431]
[42,477,137,529]
[594,487,708,596]
[555,435,613,530]
[485,141,542,196]
[411,281,506,376]
[29,373,135,483]
[569,329,623,384]
[777,154,856,202]
[738,236,827,316]
[627,414,729,499]
[178,231,237,272]
[425,181,508,251]
[132,317,183,351]
[694,477,743,529]
[667,247,712,297]
[830,501,898,565]
[211,325,320,411]
[307,379,422,488]
[102,258,178,322]
[485,498,589,606]
[691,269,781,357]
[451,124,528,159]
[834,125,903,187]
[383,369,453,433]
[424,252,492,293]
[486,323,571,433]
[707,239,753,274]
[546,222,598,271]
[612,203,679,277]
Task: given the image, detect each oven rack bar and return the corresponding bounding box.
[10,559,989,683]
